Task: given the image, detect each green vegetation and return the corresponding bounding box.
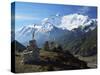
[64,28,97,57]
[42,41,50,51]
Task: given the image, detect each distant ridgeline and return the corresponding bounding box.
[62,27,97,57]
[11,40,26,52]
[12,27,97,57]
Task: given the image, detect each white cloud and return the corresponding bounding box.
[15,15,39,20]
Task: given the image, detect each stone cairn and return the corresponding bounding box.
[22,24,40,64]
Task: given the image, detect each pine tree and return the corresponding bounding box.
[43,41,50,51]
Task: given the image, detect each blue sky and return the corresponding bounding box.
[11,2,97,30]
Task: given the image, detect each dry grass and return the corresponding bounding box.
[15,50,59,73]
[77,55,97,68]
[15,50,97,73]
[15,56,50,73]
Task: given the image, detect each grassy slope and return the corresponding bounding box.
[77,55,97,68]
[15,50,89,73]
[15,51,59,73]
[64,28,97,56]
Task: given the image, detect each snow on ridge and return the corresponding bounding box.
[15,13,97,47]
[60,13,89,30]
[16,13,97,33]
[41,13,97,31]
[28,24,42,29]
[41,14,61,27]
[16,24,42,32]
[38,22,55,32]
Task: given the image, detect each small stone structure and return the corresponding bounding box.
[22,25,40,64]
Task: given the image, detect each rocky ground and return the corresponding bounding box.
[15,50,92,73]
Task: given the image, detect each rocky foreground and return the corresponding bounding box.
[15,50,90,73]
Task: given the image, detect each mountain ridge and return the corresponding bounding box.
[14,13,97,55]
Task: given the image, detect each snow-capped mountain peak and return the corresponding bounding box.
[41,14,61,27]
[59,13,96,31]
[56,13,60,17]
[39,22,54,32]
[15,13,97,47]
[16,24,42,33]
[41,13,97,31]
